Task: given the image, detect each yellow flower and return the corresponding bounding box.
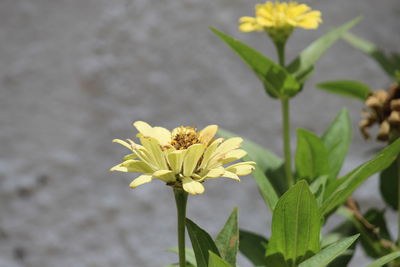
[239,1,322,42]
[111,121,256,195]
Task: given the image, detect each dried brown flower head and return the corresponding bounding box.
[360,83,400,142]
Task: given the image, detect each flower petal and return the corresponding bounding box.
[199,138,223,170]
[129,174,152,188]
[152,170,176,183]
[133,121,171,146]
[226,161,256,176]
[167,149,187,173]
[214,137,243,155]
[139,136,168,169]
[221,171,241,181]
[182,177,205,195]
[121,160,154,173]
[221,149,247,164]
[183,144,205,177]
[112,139,133,151]
[199,125,218,145]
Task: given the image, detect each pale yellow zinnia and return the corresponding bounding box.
[239,1,322,41]
[110,121,256,195]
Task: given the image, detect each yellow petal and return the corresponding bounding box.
[182,177,205,195]
[121,160,154,173]
[110,163,128,172]
[139,136,168,169]
[133,121,171,146]
[221,149,247,164]
[214,137,243,155]
[222,171,241,181]
[202,167,225,179]
[123,153,138,161]
[112,139,133,151]
[226,162,256,176]
[133,146,158,169]
[133,121,153,136]
[199,138,223,170]
[199,125,218,145]
[129,174,152,188]
[152,170,176,183]
[167,149,187,173]
[183,144,205,177]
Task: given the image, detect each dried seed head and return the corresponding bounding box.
[359,83,400,142]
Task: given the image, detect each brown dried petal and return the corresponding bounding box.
[377,120,390,141]
[388,111,400,125]
[390,99,400,111]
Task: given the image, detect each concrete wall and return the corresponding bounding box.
[0,0,399,266]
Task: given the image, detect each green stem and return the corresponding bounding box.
[281,97,294,188]
[274,41,293,187]
[275,41,285,67]
[174,188,188,267]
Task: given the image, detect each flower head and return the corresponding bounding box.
[111,121,256,195]
[239,1,322,42]
[360,83,400,141]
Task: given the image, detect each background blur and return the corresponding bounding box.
[0,0,399,266]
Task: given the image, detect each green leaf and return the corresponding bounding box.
[288,17,362,81]
[309,175,328,207]
[166,247,197,266]
[215,208,239,266]
[266,180,321,266]
[211,28,300,98]
[321,138,400,215]
[317,80,372,100]
[298,234,359,267]
[295,129,330,182]
[208,251,232,267]
[380,160,399,210]
[321,108,352,178]
[366,251,400,267]
[218,128,281,210]
[186,218,220,267]
[239,230,268,266]
[323,213,358,267]
[343,32,400,78]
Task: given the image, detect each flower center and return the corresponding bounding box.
[170,126,201,150]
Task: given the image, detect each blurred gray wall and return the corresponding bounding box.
[0,0,399,266]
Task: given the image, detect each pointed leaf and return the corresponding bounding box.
[239,230,268,266]
[343,32,400,78]
[288,17,362,80]
[299,234,359,267]
[310,175,328,207]
[323,213,358,267]
[295,129,330,182]
[218,128,281,210]
[317,80,372,100]
[380,160,399,210]
[321,138,400,215]
[186,218,220,267]
[208,251,232,267]
[215,208,239,266]
[211,28,300,98]
[321,108,352,177]
[266,180,321,266]
[366,251,400,267]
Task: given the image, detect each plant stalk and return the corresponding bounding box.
[274,41,294,187]
[281,97,294,187]
[174,188,188,267]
